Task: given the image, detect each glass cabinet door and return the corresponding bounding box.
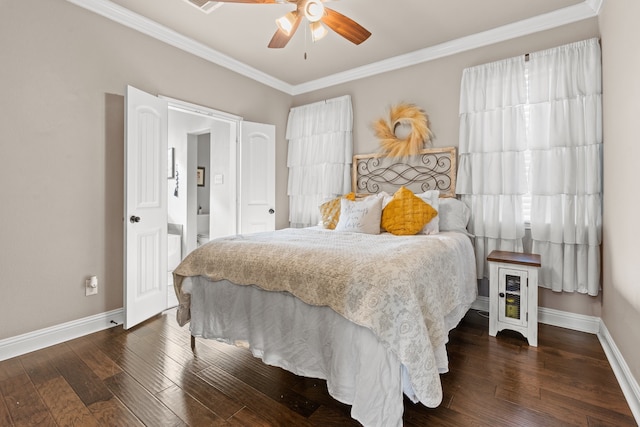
[497,267,528,327]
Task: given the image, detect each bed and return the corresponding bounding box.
[173,147,477,427]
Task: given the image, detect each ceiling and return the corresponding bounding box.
[70,0,601,94]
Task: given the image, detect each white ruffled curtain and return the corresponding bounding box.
[287,95,353,228]
[457,57,527,279]
[458,38,602,295]
[528,38,602,295]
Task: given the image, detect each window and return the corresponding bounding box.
[458,38,602,295]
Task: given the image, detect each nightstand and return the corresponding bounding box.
[487,250,541,346]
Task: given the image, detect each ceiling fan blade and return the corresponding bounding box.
[321,7,371,45]
[268,14,302,48]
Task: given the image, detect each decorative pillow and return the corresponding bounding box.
[357,192,391,206]
[363,191,393,232]
[335,196,383,234]
[378,191,393,208]
[319,192,356,229]
[416,190,440,235]
[381,187,438,235]
[438,197,472,234]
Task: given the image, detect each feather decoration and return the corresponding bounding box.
[373,103,432,157]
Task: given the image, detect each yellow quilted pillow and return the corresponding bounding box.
[320,192,356,229]
[382,187,437,235]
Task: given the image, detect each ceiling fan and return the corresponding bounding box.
[218,0,371,48]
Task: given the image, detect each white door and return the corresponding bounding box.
[239,121,275,234]
[124,86,168,329]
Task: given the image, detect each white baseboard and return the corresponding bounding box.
[471,295,639,424]
[538,305,601,334]
[471,296,601,333]
[598,321,640,424]
[0,308,123,362]
[1,301,638,425]
[471,295,490,312]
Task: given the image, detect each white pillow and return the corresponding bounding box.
[358,192,391,207]
[378,191,393,208]
[335,196,383,234]
[438,197,472,234]
[416,190,440,234]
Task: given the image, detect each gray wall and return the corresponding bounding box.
[600,0,640,393]
[3,0,638,393]
[197,134,211,215]
[0,0,292,339]
[293,18,603,317]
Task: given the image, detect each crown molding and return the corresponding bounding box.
[586,0,605,14]
[292,0,604,95]
[65,0,294,94]
[67,0,602,96]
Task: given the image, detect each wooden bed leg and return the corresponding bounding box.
[190,335,196,351]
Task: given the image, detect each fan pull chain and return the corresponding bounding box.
[304,22,308,60]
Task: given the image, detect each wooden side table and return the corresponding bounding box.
[487,250,541,346]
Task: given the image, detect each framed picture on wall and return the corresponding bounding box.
[197,167,205,187]
[168,147,175,179]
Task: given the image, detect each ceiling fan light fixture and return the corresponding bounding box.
[276,10,298,36]
[304,0,325,23]
[310,21,328,42]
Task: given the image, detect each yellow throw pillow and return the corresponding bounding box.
[320,192,356,229]
[382,187,437,235]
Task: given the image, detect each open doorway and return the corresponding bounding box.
[166,103,239,308]
[125,87,275,328]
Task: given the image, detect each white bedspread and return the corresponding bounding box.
[173,228,477,426]
[184,277,410,426]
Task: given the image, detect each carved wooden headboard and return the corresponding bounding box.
[352,147,457,197]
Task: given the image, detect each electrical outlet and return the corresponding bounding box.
[86,276,98,296]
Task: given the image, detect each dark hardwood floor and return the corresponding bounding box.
[0,308,635,426]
